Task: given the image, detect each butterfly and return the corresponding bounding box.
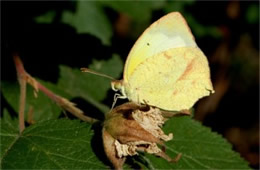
[83,12,214,111]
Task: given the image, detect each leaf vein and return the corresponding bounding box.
[22,137,64,169]
[0,134,19,162]
[22,134,90,144]
[49,152,106,168]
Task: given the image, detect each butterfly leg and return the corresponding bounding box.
[110,93,127,112]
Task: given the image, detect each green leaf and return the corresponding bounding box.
[37,79,71,100]
[0,110,19,160]
[143,116,250,169]
[164,0,195,13]
[2,109,19,133]
[0,119,108,169]
[57,54,123,114]
[100,1,166,38]
[245,4,259,24]
[100,1,166,22]
[1,81,62,123]
[34,11,56,24]
[62,1,112,45]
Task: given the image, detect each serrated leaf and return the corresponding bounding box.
[2,109,19,133]
[0,119,108,169]
[57,54,123,114]
[143,116,250,169]
[0,110,19,160]
[1,81,62,123]
[61,1,112,45]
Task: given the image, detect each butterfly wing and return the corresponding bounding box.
[125,47,214,111]
[123,12,196,83]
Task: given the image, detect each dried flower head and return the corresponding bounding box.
[102,102,182,169]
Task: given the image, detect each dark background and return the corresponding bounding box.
[1,1,259,168]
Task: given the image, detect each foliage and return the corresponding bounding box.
[1,82,62,122]
[1,1,253,169]
[144,116,249,169]
[1,117,107,169]
[0,58,250,169]
[62,1,112,46]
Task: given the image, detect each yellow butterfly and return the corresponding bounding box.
[110,12,214,111]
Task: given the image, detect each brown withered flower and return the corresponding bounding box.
[102,102,184,169]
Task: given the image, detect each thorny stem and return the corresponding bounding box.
[13,55,98,126]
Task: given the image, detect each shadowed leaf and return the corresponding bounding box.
[0,119,108,169]
[143,116,250,169]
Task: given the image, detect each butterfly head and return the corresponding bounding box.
[111,80,127,99]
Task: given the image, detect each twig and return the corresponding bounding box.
[13,55,98,124]
[36,82,97,123]
[13,55,26,133]
[18,79,26,133]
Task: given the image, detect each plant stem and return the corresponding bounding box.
[13,55,26,133]
[36,82,97,123]
[13,55,98,124]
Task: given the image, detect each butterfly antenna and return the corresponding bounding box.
[80,68,115,80]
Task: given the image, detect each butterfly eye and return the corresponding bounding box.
[111,80,123,92]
